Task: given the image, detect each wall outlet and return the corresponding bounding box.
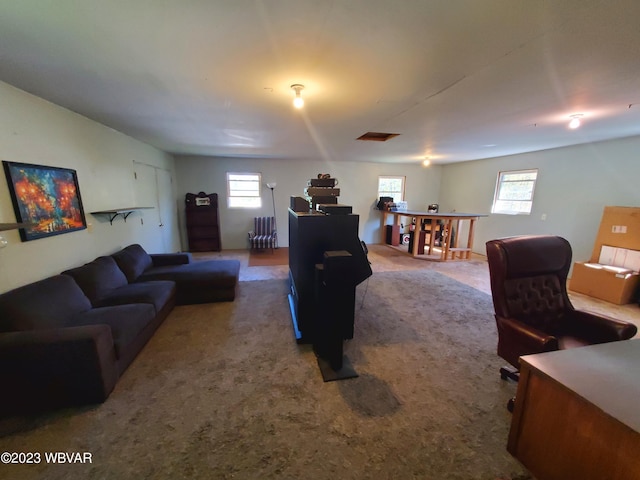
[541,213,547,221]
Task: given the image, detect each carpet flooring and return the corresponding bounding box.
[0,270,531,480]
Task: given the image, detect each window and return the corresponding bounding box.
[378,176,405,203]
[227,172,261,208]
[492,169,538,215]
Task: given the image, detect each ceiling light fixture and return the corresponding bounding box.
[423,157,431,167]
[569,114,583,129]
[291,84,304,109]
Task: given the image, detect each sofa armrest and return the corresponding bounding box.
[0,325,119,412]
[566,310,638,343]
[150,252,192,266]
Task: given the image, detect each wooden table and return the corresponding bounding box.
[380,210,486,261]
[508,339,640,480]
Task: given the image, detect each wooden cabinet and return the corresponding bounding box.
[185,192,221,252]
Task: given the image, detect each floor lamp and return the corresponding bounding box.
[266,182,277,248]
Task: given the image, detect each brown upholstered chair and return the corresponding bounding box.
[486,235,637,386]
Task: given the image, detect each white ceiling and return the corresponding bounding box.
[1,1,640,165]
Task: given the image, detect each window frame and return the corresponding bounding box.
[226,172,262,209]
[378,175,405,204]
[491,168,538,215]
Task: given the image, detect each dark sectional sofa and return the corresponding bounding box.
[0,244,240,414]
[112,244,239,304]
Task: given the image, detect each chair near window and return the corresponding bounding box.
[248,216,277,253]
[486,235,637,408]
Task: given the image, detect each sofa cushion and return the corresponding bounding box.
[150,252,192,266]
[62,256,129,305]
[94,280,176,314]
[139,260,240,288]
[138,259,240,304]
[0,275,92,332]
[71,303,156,359]
[112,244,153,282]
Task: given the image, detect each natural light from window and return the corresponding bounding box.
[492,169,538,215]
[227,172,261,208]
[378,176,405,203]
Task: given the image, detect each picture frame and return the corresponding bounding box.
[2,161,87,241]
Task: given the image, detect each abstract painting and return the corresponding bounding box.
[3,161,86,241]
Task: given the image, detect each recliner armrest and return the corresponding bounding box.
[0,325,119,412]
[496,315,559,368]
[565,310,638,343]
[497,316,559,351]
[150,252,192,266]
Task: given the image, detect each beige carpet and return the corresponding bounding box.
[248,247,289,267]
[0,270,530,480]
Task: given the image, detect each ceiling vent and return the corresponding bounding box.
[357,132,400,142]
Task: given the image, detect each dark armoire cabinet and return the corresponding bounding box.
[185,192,221,252]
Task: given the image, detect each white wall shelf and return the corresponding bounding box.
[0,222,35,231]
[90,207,154,225]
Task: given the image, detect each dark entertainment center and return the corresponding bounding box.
[287,207,372,379]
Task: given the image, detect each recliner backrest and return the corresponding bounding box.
[486,235,574,329]
[503,274,567,331]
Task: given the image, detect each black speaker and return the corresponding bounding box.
[317,204,352,215]
[309,178,337,187]
[386,224,400,246]
[322,250,354,289]
[313,251,359,377]
[290,196,309,212]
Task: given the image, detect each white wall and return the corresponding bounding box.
[174,156,441,249]
[8,75,636,291]
[439,136,640,262]
[0,82,179,293]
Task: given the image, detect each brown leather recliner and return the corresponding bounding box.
[486,235,637,383]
